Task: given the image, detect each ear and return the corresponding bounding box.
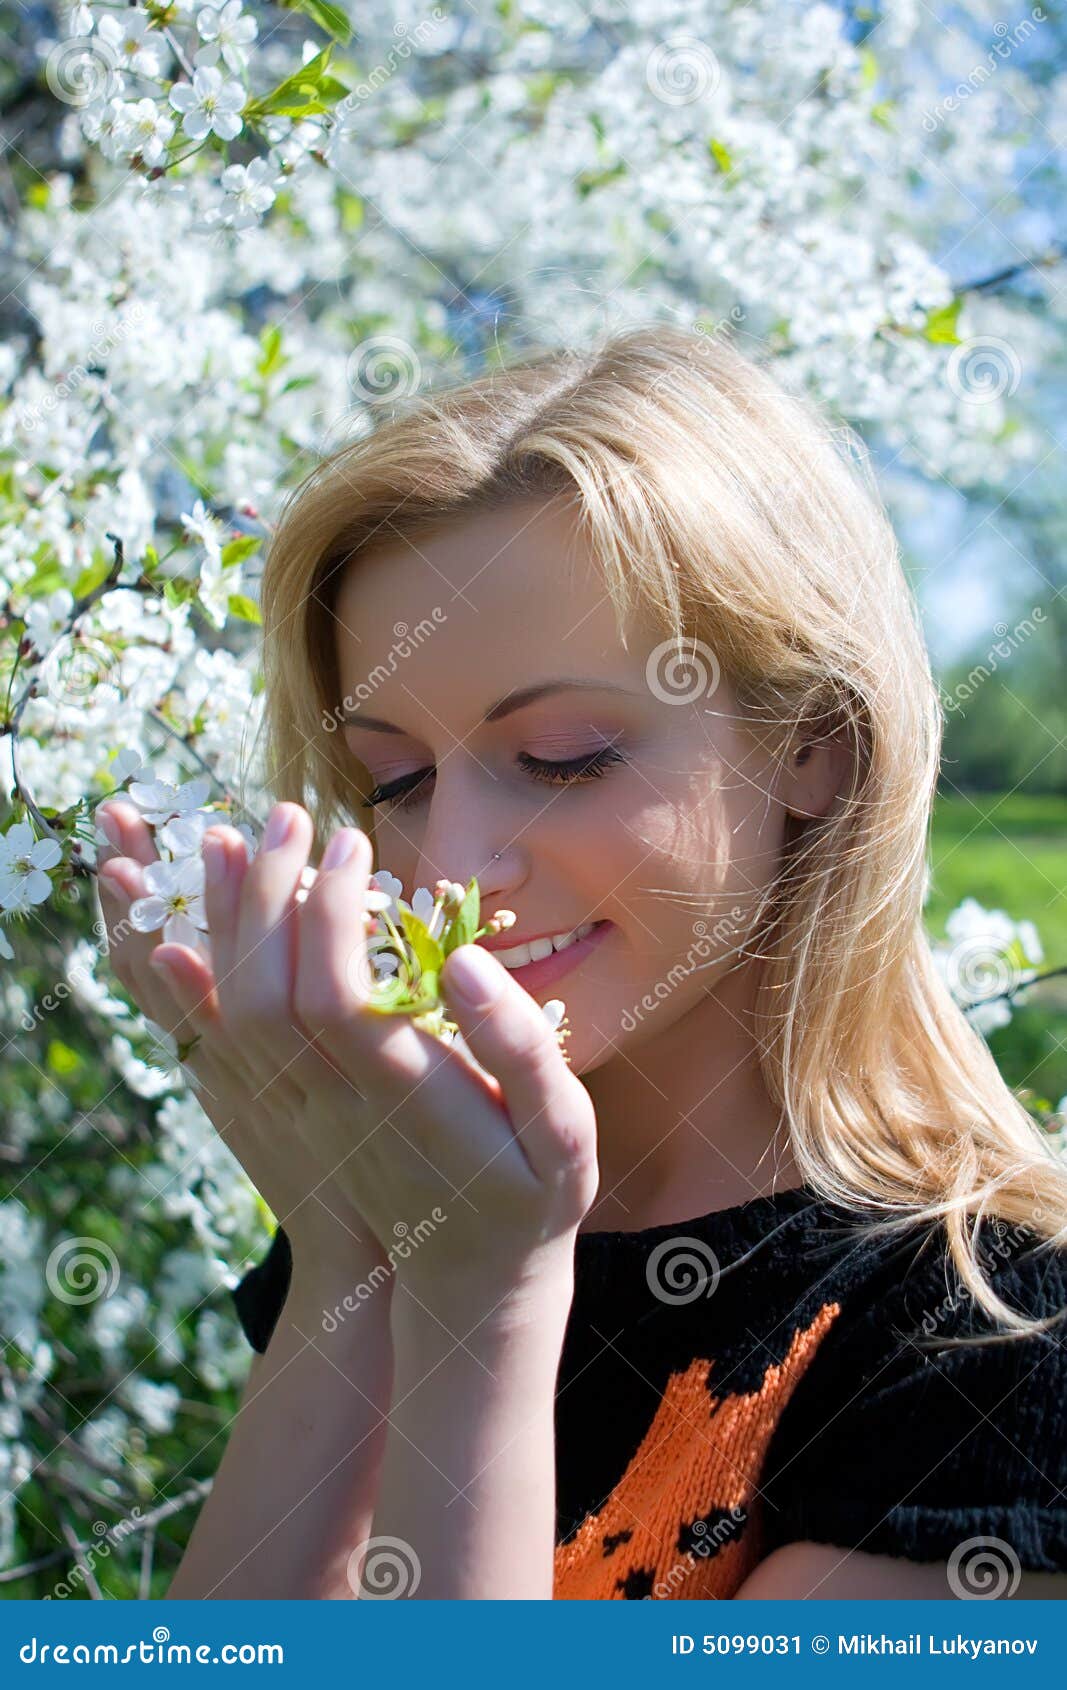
[780,733,853,822]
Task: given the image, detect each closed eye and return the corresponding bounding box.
[363,745,627,814]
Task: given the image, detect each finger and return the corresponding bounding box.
[149,942,223,1038]
[96,799,159,870]
[96,856,180,1028]
[210,805,331,1097]
[293,824,377,1023]
[441,945,597,1195]
[200,825,250,992]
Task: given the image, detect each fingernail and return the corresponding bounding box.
[263,806,294,850]
[445,944,502,1011]
[202,834,226,887]
[320,829,362,872]
[148,954,172,982]
[98,808,121,849]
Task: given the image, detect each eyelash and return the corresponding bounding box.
[363,746,627,814]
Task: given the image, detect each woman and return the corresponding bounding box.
[96,323,1067,1599]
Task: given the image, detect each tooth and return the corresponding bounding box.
[528,937,554,962]
[553,930,578,952]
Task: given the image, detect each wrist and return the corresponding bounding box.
[390,1252,575,1358]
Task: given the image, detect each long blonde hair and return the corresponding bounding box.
[257,320,1067,1338]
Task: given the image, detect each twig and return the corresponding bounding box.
[58,1515,104,1599]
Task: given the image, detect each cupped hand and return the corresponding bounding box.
[277,809,601,1325]
[94,798,391,1288]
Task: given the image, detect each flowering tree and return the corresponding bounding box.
[1,0,1065,1595]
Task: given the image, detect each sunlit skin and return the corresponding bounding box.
[334,492,845,1231]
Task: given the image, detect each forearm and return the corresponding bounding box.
[167,1260,393,1600]
[364,1279,572,1599]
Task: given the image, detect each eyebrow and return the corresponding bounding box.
[339,679,640,733]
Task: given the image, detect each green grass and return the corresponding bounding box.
[928,791,1067,1111]
[927,792,1067,964]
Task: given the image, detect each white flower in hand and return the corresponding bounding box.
[159,809,254,860]
[0,822,63,912]
[169,67,245,142]
[129,857,209,949]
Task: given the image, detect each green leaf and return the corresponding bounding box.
[442,878,480,957]
[141,543,160,576]
[72,554,112,598]
[707,137,733,174]
[920,298,963,345]
[163,577,198,609]
[226,592,262,624]
[221,535,261,569]
[339,192,365,232]
[46,1039,82,1077]
[256,324,285,378]
[278,0,353,43]
[398,907,444,984]
[245,46,350,121]
[576,161,626,198]
[859,47,879,88]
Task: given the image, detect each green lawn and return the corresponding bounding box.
[927,792,1067,963]
[927,791,1067,1111]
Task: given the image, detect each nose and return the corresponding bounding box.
[410,770,520,910]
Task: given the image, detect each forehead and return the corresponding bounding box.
[332,496,652,725]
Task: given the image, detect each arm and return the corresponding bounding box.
[358,1276,573,1600]
[167,1245,393,1600]
[735,1541,1067,1598]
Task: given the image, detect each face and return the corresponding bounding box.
[332,494,814,1081]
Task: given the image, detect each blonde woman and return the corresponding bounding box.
[96,323,1067,1600]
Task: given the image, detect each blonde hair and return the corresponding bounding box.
[258,320,1067,1339]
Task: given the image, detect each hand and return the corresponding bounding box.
[261,807,601,1329]
[94,798,391,1290]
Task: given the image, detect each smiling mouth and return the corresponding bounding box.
[490,920,613,987]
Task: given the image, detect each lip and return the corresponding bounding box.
[482,919,613,991]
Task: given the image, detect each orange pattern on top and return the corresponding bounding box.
[553,1300,842,1599]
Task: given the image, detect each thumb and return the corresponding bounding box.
[442,944,596,1196]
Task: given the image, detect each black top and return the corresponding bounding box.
[229,1184,1067,1597]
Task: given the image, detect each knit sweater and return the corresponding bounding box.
[230,1183,1067,1598]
